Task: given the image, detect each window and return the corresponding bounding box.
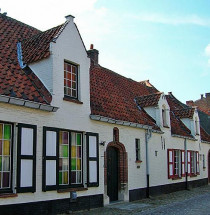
[135,139,141,161]
[168,149,185,179]
[0,122,13,193]
[187,151,199,176]
[43,127,83,191]
[64,61,78,99]
[203,154,206,169]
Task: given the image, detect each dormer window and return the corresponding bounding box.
[162,105,168,127]
[64,61,78,99]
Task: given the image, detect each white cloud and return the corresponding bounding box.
[204,44,210,67]
[129,13,210,26]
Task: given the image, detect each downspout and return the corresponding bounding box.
[145,128,152,198]
[184,138,188,190]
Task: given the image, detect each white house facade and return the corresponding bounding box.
[0,13,210,215]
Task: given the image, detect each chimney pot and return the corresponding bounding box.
[90,44,94,50]
[65,15,75,22]
[201,94,204,99]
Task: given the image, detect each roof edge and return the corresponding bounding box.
[171,134,196,141]
[90,114,153,130]
[0,94,59,112]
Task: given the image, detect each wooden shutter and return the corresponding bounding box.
[168,149,174,179]
[187,150,191,176]
[17,124,36,193]
[196,151,200,175]
[43,127,58,191]
[86,132,99,187]
[181,150,185,177]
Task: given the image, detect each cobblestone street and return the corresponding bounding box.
[64,185,210,215]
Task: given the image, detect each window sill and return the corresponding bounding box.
[0,193,18,198]
[163,125,170,128]
[190,174,198,178]
[63,97,83,104]
[135,160,142,163]
[57,187,88,193]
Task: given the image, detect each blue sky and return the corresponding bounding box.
[1,0,210,102]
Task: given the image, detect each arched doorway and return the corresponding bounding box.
[107,147,118,201]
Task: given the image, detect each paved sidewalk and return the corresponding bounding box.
[62,185,210,215]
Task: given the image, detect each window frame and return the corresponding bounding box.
[187,150,199,176]
[64,60,79,100]
[168,149,183,179]
[43,127,84,191]
[0,121,14,194]
[135,139,141,161]
[17,123,37,193]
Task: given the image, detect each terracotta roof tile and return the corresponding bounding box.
[90,65,160,130]
[135,93,161,108]
[21,22,68,64]
[0,14,52,104]
[166,93,194,138]
[200,126,210,143]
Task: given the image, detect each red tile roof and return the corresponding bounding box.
[200,126,210,143]
[21,22,67,64]
[135,93,161,108]
[166,93,194,138]
[90,65,160,130]
[170,111,193,138]
[0,13,52,104]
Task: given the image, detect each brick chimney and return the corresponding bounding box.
[206,93,210,106]
[87,44,99,66]
[186,100,194,106]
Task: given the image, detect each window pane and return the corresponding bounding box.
[71,171,76,183]
[4,125,11,140]
[71,158,76,170]
[77,159,81,170]
[3,172,9,188]
[46,160,56,186]
[0,124,3,139]
[3,157,10,171]
[89,161,97,183]
[46,131,56,156]
[76,172,81,183]
[89,136,97,157]
[21,128,33,156]
[21,160,33,187]
[3,141,10,155]
[71,146,76,157]
[77,134,81,145]
[0,140,2,155]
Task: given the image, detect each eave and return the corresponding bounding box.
[0,94,59,112]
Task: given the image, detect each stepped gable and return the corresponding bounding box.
[90,65,160,130]
[0,13,52,104]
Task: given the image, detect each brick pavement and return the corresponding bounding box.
[61,185,210,215]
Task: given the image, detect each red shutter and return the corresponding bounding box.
[187,151,191,176]
[181,150,185,177]
[168,149,174,179]
[196,151,200,175]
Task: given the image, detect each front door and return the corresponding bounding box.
[107,147,118,201]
